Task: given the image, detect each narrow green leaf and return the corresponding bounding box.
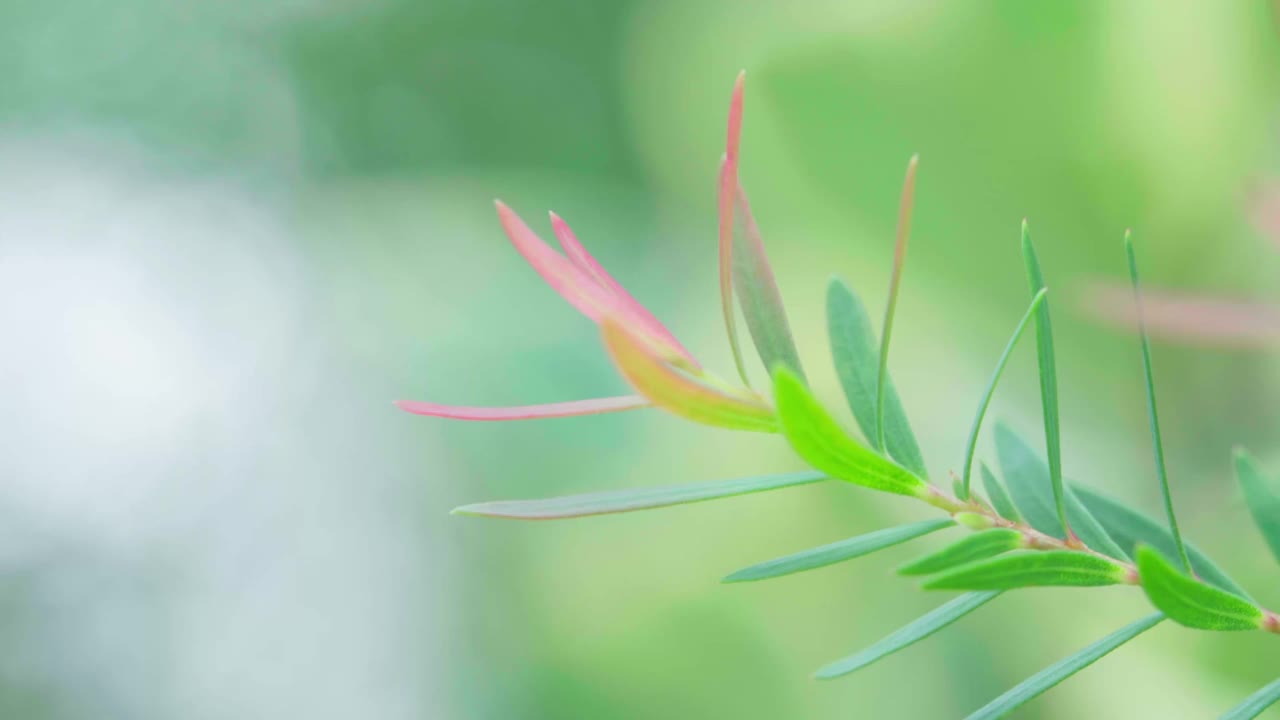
[602,319,778,432]
[1073,485,1249,598]
[1136,545,1264,631]
[1126,232,1192,572]
[724,518,953,583]
[922,551,1128,591]
[900,529,1025,576]
[876,154,918,453]
[826,277,927,476]
[1219,679,1280,720]
[452,470,824,520]
[1234,448,1280,566]
[815,591,1000,680]
[773,368,929,498]
[994,423,1129,560]
[731,183,805,381]
[960,287,1047,498]
[1021,221,1070,535]
[965,613,1163,720]
[980,462,1021,523]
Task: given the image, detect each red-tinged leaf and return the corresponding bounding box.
[731,177,805,381]
[875,154,917,450]
[601,318,778,432]
[548,211,697,367]
[1082,281,1280,347]
[395,395,650,421]
[494,200,685,359]
[718,71,750,386]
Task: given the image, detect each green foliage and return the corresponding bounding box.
[980,462,1021,523]
[452,470,825,519]
[1220,679,1280,720]
[1136,546,1264,631]
[899,529,1025,576]
[826,277,927,476]
[723,518,953,583]
[731,188,806,382]
[1074,486,1249,598]
[772,368,928,498]
[965,614,1164,720]
[921,551,1128,591]
[1020,222,1069,535]
[1234,448,1280,566]
[815,591,1000,680]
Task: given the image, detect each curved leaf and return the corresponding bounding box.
[452,470,825,520]
[1021,222,1069,533]
[899,529,1025,576]
[1220,679,1280,720]
[602,319,777,432]
[826,277,927,476]
[816,591,1000,680]
[1234,448,1280,566]
[965,613,1163,720]
[396,395,649,421]
[773,368,928,498]
[980,462,1021,523]
[1073,485,1249,598]
[922,551,1129,591]
[731,181,805,381]
[1136,545,1264,631]
[723,518,953,583]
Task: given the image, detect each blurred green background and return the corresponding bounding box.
[3,0,1280,717]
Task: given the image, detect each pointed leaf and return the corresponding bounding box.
[549,211,696,366]
[731,180,805,380]
[1234,448,1280,566]
[1021,221,1069,534]
[773,368,928,498]
[961,288,1047,497]
[965,613,1163,720]
[922,551,1129,591]
[1073,485,1249,598]
[396,395,650,421]
[826,277,927,476]
[876,154,918,453]
[1136,545,1264,631]
[1219,679,1280,720]
[495,201,680,360]
[1127,231,1192,572]
[452,470,825,520]
[724,518,953,583]
[815,592,1000,680]
[980,462,1021,523]
[602,319,778,432]
[994,423,1128,560]
[899,529,1026,576]
[718,71,750,386]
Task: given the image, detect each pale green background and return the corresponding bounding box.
[2,0,1279,717]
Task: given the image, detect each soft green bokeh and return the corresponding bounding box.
[2,0,1280,717]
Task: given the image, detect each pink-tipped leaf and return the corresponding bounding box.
[601,317,778,432]
[396,395,650,421]
[718,71,751,386]
[548,211,697,366]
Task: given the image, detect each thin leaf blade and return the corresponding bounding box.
[773,368,928,498]
[876,154,918,452]
[965,613,1164,720]
[899,529,1026,576]
[1220,679,1280,720]
[731,181,805,380]
[723,518,953,583]
[1234,448,1280,566]
[717,71,750,386]
[1074,485,1249,598]
[815,591,1000,680]
[453,470,825,520]
[980,462,1021,523]
[602,319,778,432]
[1136,545,1264,631]
[396,395,649,421]
[826,277,927,476]
[921,551,1129,591]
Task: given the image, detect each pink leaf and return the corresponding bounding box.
[718,71,751,386]
[396,395,650,421]
[549,211,697,367]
